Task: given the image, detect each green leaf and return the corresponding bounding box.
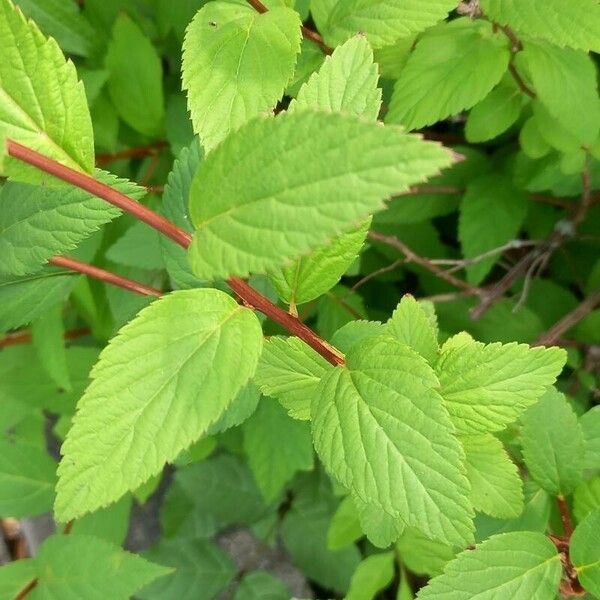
[520,388,586,496]
[0,0,94,178]
[465,77,524,142]
[105,14,164,136]
[268,220,369,307]
[182,2,302,151]
[436,336,566,434]
[461,434,523,519]
[458,173,528,285]
[574,477,600,523]
[580,406,600,473]
[311,335,474,546]
[31,303,70,390]
[140,538,236,600]
[289,34,381,119]
[0,440,56,517]
[106,222,165,270]
[480,0,600,53]
[0,171,144,277]
[417,532,561,599]
[346,552,395,600]
[30,534,170,598]
[571,509,600,597]
[15,0,95,57]
[55,289,263,521]
[160,140,205,289]
[323,0,459,48]
[188,111,454,279]
[207,383,261,435]
[516,41,600,145]
[327,495,363,550]
[331,319,386,354]
[388,295,438,364]
[355,497,405,548]
[387,19,510,130]
[396,528,455,577]
[0,559,38,599]
[161,454,272,539]
[253,336,332,420]
[243,398,313,501]
[68,495,132,545]
[233,571,290,600]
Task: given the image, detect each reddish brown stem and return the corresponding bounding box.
[49,257,163,298]
[8,140,345,366]
[96,141,167,166]
[14,579,38,600]
[0,328,90,349]
[557,495,574,539]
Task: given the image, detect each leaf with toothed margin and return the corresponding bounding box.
[55,289,263,521]
[188,110,454,280]
[311,334,474,546]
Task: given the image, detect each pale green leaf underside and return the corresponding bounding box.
[56,289,263,521]
[417,532,561,599]
[182,2,302,151]
[0,0,94,177]
[436,337,566,434]
[0,172,144,277]
[253,336,332,420]
[521,388,585,496]
[188,111,453,279]
[311,335,474,546]
[461,434,523,519]
[387,19,510,130]
[571,510,600,597]
[481,0,600,53]
[324,0,459,48]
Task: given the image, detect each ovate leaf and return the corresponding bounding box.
[571,510,600,597]
[387,19,510,130]
[188,111,454,279]
[323,0,459,48]
[481,0,600,53]
[253,336,332,420]
[346,552,395,600]
[396,528,455,577]
[355,497,405,548]
[311,335,474,546]
[461,434,523,519]
[574,477,600,523]
[56,289,263,521]
[436,337,565,434]
[416,532,561,599]
[0,0,93,179]
[182,2,302,151]
[580,406,600,472]
[105,14,164,137]
[520,388,586,496]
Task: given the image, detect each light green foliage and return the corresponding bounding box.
[458,173,528,285]
[182,2,301,151]
[0,0,94,178]
[581,406,600,472]
[69,495,132,545]
[461,434,523,519]
[387,19,510,130]
[355,497,405,548]
[520,388,586,496]
[269,220,370,307]
[20,534,170,598]
[207,383,261,435]
[253,336,331,420]
[31,304,70,390]
[289,35,381,118]
[517,41,600,145]
[481,0,600,53]
[106,222,164,270]
[323,0,459,48]
[574,477,600,523]
[55,289,263,521]
[188,111,453,279]
[140,538,236,600]
[242,398,313,501]
[233,571,290,600]
[105,14,164,137]
[327,495,363,549]
[396,528,456,577]
[0,559,38,599]
[436,336,566,434]
[0,440,56,517]
[417,532,561,599]
[346,551,395,600]
[465,77,524,143]
[0,172,144,277]
[311,335,474,546]
[388,295,438,364]
[571,510,600,597]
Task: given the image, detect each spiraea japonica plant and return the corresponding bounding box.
[0,0,599,597]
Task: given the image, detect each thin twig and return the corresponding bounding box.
[0,328,90,349]
[350,259,404,293]
[7,140,345,366]
[96,141,167,166]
